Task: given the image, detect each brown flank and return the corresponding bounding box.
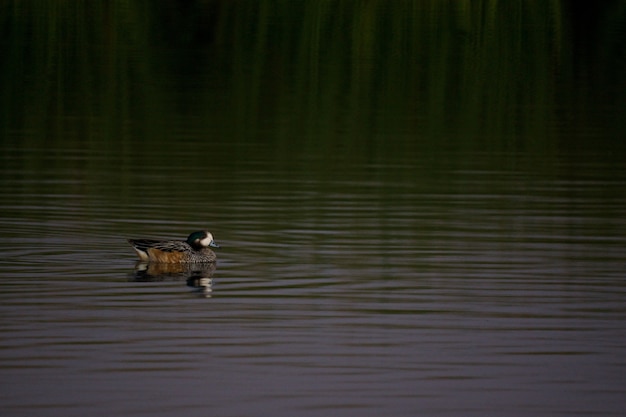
[147,248,186,263]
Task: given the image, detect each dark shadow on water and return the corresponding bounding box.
[130,261,216,297]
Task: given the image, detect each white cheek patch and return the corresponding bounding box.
[200,233,214,247]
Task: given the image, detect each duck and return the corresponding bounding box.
[128,230,220,263]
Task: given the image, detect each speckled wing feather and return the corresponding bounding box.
[129,239,191,253]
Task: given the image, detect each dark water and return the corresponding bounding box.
[1,2,626,416]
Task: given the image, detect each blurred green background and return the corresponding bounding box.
[1,1,624,199]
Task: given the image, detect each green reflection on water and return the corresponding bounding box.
[1,1,624,190]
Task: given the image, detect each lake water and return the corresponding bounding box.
[1,2,626,416]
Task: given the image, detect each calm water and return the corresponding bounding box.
[2,2,626,416]
[2,145,625,417]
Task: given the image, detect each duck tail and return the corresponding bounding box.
[128,239,150,262]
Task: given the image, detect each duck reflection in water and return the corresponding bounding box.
[132,262,216,296]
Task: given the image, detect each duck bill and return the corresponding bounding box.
[209,240,220,248]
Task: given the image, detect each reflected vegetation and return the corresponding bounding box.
[1,1,624,238]
[1,0,624,249]
[2,0,624,152]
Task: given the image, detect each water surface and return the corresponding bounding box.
[1,2,626,416]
